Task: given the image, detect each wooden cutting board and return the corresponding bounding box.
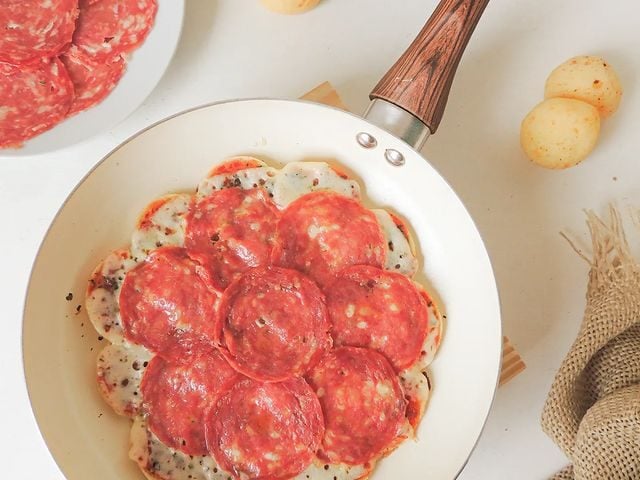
[300,82,526,387]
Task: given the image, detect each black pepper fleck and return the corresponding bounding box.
[65,292,73,301]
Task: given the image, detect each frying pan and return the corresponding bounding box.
[23,0,501,478]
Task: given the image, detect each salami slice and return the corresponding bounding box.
[0,58,73,148]
[271,191,386,289]
[0,0,78,65]
[216,267,332,382]
[73,0,157,61]
[141,347,239,456]
[185,188,280,290]
[60,45,126,115]
[306,347,407,465]
[205,377,324,479]
[325,265,430,371]
[120,246,219,352]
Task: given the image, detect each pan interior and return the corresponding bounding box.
[23,99,501,479]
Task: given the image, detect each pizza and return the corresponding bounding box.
[0,0,157,148]
[86,157,444,480]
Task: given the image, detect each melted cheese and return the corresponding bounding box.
[271,162,360,209]
[373,209,418,278]
[398,301,442,435]
[197,164,278,199]
[130,194,192,261]
[129,416,373,480]
[97,343,152,417]
[294,459,370,480]
[86,249,137,344]
[399,363,431,431]
[130,417,229,480]
[414,300,443,370]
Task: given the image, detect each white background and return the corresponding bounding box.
[2,0,640,477]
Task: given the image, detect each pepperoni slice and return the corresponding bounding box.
[141,347,239,455]
[216,267,332,382]
[306,347,407,465]
[326,265,430,371]
[271,191,386,289]
[205,377,324,479]
[0,58,74,148]
[185,188,280,290]
[60,45,126,115]
[73,0,157,61]
[120,246,219,352]
[0,0,78,65]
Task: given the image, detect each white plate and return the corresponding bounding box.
[23,99,502,479]
[1,0,184,157]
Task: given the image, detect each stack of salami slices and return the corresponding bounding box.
[87,158,444,480]
[0,0,157,149]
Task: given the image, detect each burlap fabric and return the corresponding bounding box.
[541,207,640,479]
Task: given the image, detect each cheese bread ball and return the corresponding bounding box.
[544,56,622,117]
[520,98,600,169]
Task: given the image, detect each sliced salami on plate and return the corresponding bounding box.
[74,0,157,61]
[0,58,74,148]
[0,0,78,64]
[60,45,126,115]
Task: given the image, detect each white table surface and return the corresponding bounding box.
[2,0,639,477]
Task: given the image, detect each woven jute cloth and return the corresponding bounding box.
[541,207,640,479]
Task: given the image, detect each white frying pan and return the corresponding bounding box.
[23,0,501,479]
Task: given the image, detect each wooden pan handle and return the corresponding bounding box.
[370,0,489,134]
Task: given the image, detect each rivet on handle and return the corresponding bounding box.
[356,132,378,149]
[384,149,405,167]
